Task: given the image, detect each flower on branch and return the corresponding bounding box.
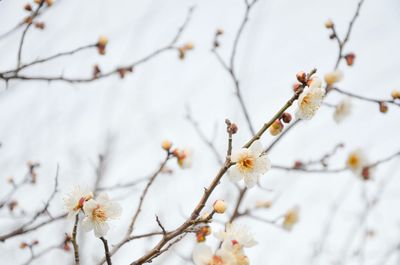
[296,78,326,120]
[216,223,257,249]
[333,98,352,123]
[173,148,193,169]
[82,192,122,237]
[324,70,343,86]
[63,185,93,219]
[192,243,236,265]
[346,149,372,180]
[282,206,299,231]
[229,141,271,188]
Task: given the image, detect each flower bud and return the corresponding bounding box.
[379,102,388,113]
[293,160,303,169]
[324,19,334,29]
[296,71,307,83]
[391,90,400,100]
[269,119,283,136]
[293,83,302,92]
[45,0,54,6]
[20,242,28,249]
[344,53,355,66]
[97,36,108,55]
[227,123,238,134]
[161,140,172,151]
[361,167,371,181]
[216,28,224,35]
[213,200,227,214]
[24,3,32,11]
[281,112,292,123]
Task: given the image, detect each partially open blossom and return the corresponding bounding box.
[324,70,343,86]
[192,244,236,265]
[229,140,271,188]
[333,98,352,123]
[213,200,227,214]
[174,148,193,168]
[82,193,122,237]
[63,186,93,219]
[282,206,299,231]
[217,223,257,249]
[391,90,400,100]
[296,78,325,120]
[346,149,370,178]
[269,119,283,136]
[196,226,212,242]
[97,36,108,55]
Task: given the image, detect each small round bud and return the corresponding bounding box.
[292,83,302,92]
[98,36,108,47]
[324,19,334,29]
[45,0,54,6]
[161,140,172,151]
[361,167,371,181]
[227,123,238,134]
[344,53,356,66]
[213,200,227,214]
[269,119,283,136]
[391,90,400,100]
[329,33,336,40]
[293,160,303,169]
[97,36,108,55]
[281,112,292,123]
[296,71,307,84]
[24,3,32,11]
[20,242,28,249]
[379,102,388,113]
[32,240,39,245]
[216,28,224,35]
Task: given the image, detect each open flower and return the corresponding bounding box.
[282,206,300,231]
[217,223,257,249]
[229,141,270,188]
[296,78,326,120]
[63,185,93,219]
[324,70,343,86]
[334,98,352,123]
[82,193,122,237]
[346,149,370,178]
[192,243,236,265]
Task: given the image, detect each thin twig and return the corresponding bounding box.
[100,237,112,265]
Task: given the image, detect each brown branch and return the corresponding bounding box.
[332,87,400,107]
[16,2,45,69]
[331,0,366,69]
[71,214,80,265]
[100,237,112,265]
[1,6,195,84]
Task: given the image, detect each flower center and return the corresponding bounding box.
[210,256,224,265]
[348,154,360,168]
[92,206,107,222]
[238,155,254,171]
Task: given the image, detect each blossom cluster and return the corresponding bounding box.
[63,186,122,237]
[193,223,257,265]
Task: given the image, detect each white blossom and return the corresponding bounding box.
[324,70,343,86]
[229,141,270,188]
[334,98,352,123]
[296,78,326,120]
[216,223,257,249]
[346,149,370,178]
[82,193,122,238]
[63,185,93,219]
[192,243,236,265]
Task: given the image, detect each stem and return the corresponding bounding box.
[100,237,112,265]
[71,214,80,265]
